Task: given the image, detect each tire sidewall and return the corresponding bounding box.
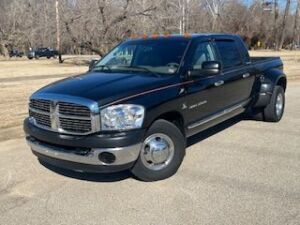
[272,86,285,121]
[131,119,185,181]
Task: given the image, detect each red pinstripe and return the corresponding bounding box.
[106,80,194,106]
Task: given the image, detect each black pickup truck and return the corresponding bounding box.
[24,34,286,181]
[27,48,58,59]
[9,49,24,58]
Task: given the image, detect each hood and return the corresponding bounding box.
[35,71,178,106]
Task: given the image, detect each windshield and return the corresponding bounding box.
[93,39,189,75]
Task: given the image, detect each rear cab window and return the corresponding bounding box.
[214,40,243,69]
[236,38,251,64]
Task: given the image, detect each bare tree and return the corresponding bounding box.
[277,0,291,50]
[291,0,300,49]
[55,0,63,63]
[61,0,155,56]
[0,0,299,57]
[55,0,60,51]
[205,0,223,31]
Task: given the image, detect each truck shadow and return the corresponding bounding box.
[187,115,243,147]
[39,160,132,182]
[39,115,243,182]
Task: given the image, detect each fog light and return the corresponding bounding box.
[98,152,116,164]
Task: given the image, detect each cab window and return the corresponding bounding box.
[215,40,242,68]
[191,42,216,70]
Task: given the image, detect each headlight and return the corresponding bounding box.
[101,104,145,131]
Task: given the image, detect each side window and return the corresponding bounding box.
[191,42,216,70]
[237,38,251,63]
[215,40,242,68]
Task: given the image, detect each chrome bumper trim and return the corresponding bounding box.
[27,138,141,166]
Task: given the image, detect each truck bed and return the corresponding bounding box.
[250,56,283,72]
[250,56,280,62]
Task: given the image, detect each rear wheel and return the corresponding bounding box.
[263,85,285,122]
[131,119,185,181]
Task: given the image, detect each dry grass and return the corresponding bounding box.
[0,52,299,141]
[0,59,88,141]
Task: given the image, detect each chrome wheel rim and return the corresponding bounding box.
[140,133,175,171]
[275,93,284,117]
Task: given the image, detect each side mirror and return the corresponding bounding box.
[188,61,221,77]
[88,59,98,71]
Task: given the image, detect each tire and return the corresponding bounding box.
[263,85,285,122]
[131,119,186,181]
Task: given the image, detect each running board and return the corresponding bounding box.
[188,99,250,130]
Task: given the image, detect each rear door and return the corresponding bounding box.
[213,38,255,107]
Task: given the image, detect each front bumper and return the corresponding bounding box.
[24,118,145,173]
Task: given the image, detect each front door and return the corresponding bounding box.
[183,40,228,135]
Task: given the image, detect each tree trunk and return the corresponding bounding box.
[273,0,279,50]
[64,21,105,57]
[55,0,63,63]
[206,0,220,32]
[0,42,9,57]
[277,0,291,50]
[291,0,300,49]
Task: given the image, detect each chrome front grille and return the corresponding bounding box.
[29,110,51,127]
[28,95,100,135]
[29,99,51,112]
[59,117,92,133]
[58,102,90,117]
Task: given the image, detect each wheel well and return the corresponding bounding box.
[277,77,287,91]
[155,111,185,135]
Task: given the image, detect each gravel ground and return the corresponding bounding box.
[0,57,299,225]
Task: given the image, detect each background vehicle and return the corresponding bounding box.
[9,49,24,57]
[24,34,286,181]
[27,48,58,59]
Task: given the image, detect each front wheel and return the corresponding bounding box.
[131,119,186,181]
[263,85,285,122]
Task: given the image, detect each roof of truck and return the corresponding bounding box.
[127,33,241,41]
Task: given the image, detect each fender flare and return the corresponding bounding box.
[254,68,286,108]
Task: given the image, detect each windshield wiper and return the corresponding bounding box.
[92,65,112,72]
[117,66,160,77]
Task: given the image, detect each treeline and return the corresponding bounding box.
[0,0,299,56]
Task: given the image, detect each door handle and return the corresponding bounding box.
[214,80,224,86]
[242,73,250,78]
